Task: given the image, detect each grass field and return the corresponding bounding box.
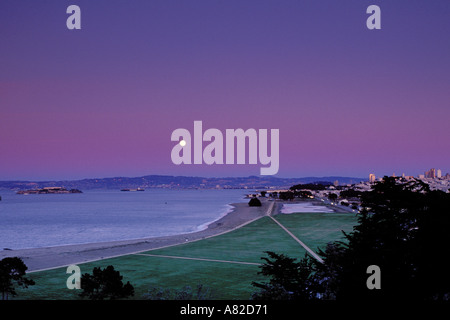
[14,210,358,300]
[273,211,357,253]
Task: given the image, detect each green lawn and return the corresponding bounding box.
[14,211,357,300]
[141,216,309,263]
[273,211,358,253]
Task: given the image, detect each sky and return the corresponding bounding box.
[1,0,449,180]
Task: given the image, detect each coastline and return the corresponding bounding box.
[0,198,275,272]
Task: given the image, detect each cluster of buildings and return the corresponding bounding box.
[271,168,450,213]
[421,168,450,180]
[368,168,450,192]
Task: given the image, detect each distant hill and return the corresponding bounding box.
[0,175,366,191]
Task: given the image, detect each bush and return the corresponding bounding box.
[248,197,262,207]
[79,265,134,300]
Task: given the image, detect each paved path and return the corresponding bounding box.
[268,202,324,263]
[133,253,261,266]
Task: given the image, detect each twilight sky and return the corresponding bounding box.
[1,0,449,180]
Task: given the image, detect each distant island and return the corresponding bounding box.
[16,187,83,195]
[0,175,365,191]
[120,188,145,192]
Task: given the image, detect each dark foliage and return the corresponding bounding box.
[252,252,317,300]
[328,193,338,201]
[79,265,134,300]
[0,257,35,300]
[279,191,294,200]
[295,190,313,198]
[339,189,363,199]
[248,197,262,206]
[253,177,450,301]
[290,183,331,191]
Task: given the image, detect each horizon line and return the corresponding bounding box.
[0,173,370,183]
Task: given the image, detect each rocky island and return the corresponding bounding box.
[16,187,83,194]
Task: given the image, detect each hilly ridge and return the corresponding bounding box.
[0,175,366,190]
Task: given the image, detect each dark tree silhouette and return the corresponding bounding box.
[79,265,134,300]
[252,177,450,301]
[295,190,313,199]
[317,177,450,300]
[252,251,317,300]
[279,191,294,200]
[339,188,363,199]
[0,257,35,300]
[248,197,262,207]
[327,193,338,201]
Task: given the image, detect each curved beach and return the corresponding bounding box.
[0,199,275,272]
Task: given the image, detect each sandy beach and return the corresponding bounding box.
[0,198,276,272]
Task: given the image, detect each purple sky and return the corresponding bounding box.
[1,0,449,180]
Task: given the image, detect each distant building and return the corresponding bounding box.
[437,169,442,178]
[425,168,436,179]
[369,174,376,183]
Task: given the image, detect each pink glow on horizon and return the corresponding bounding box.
[1,1,449,180]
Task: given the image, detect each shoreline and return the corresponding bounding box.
[0,199,275,272]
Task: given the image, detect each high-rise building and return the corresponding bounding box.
[425,168,436,179]
[369,173,376,183]
[437,169,442,178]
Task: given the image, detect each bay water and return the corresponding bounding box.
[0,189,248,250]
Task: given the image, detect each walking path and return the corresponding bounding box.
[267,201,324,263]
[133,253,261,266]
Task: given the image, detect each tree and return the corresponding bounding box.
[295,190,313,199]
[290,183,331,191]
[317,177,450,300]
[251,252,317,300]
[327,193,338,201]
[339,188,363,199]
[248,197,262,207]
[0,257,35,300]
[279,191,294,200]
[79,265,134,300]
[252,177,450,301]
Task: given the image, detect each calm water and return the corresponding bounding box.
[0,189,248,250]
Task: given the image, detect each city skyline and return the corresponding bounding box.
[369,167,450,181]
[1,1,450,181]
